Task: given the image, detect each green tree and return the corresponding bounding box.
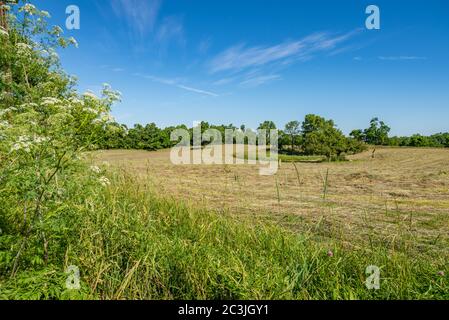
[301,114,349,159]
[284,120,301,152]
[349,129,364,141]
[363,118,390,145]
[258,121,276,145]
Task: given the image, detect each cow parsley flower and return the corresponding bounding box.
[16,43,33,57]
[41,97,61,105]
[90,165,101,174]
[85,107,98,114]
[20,102,39,109]
[40,10,51,18]
[68,37,78,48]
[98,176,111,187]
[20,3,36,15]
[34,136,48,144]
[0,121,10,128]
[52,25,64,36]
[83,91,98,100]
[101,114,115,123]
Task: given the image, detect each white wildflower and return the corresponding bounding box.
[98,176,111,187]
[68,37,78,48]
[16,43,33,58]
[69,97,82,104]
[69,97,85,106]
[90,165,101,174]
[16,43,32,51]
[0,120,10,128]
[11,137,32,153]
[101,114,115,123]
[0,4,11,11]
[84,107,98,114]
[11,135,48,153]
[20,4,36,15]
[41,97,61,105]
[0,107,17,117]
[49,50,59,60]
[20,102,38,108]
[52,25,64,36]
[83,91,98,100]
[34,136,48,144]
[40,10,51,18]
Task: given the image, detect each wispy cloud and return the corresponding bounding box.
[176,85,218,97]
[378,56,427,61]
[240,75,282,88]
[156,15,185,46]
[198,37,212,54]
[135,73,218,97]
[212,77,236,86]
[208,30,360,73]
[110,0,162,37]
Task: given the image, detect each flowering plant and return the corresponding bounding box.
[0,1,120,276]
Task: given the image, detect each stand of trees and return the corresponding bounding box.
[95,115,449,159]
[351,118,449,148]
[96,114,367,160]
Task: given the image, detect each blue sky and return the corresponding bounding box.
[39,0,449,135]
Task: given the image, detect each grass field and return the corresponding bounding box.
[93,146,449,259]
[4,146,447,299]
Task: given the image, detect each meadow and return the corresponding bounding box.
[1,2,448,300]
[93,146,449,258]
[37,145,443,299]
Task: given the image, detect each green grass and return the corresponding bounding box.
[1,168,447,300]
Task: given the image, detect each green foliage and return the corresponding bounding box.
[284,120,301,151]
[388,133,449,148]
[300,114,365,159]
[352,118,391,145]
[0,0,120,285]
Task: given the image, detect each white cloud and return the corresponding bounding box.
[198,37,212,54]
[156,15,185,46]
[208,30,359,73]
[240,75,282,88]
[135,73,218,97]
[212,77,236,86]
[111,0,162,37]
[176,85,218,97]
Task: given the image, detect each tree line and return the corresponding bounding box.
[96,114,448,160]
[350,118,449,148]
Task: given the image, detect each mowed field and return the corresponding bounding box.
[93,147,449,258]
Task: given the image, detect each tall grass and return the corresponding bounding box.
[1,167,448,300]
